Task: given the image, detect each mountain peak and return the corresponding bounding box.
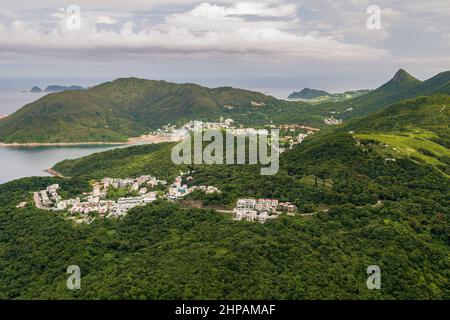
[391,69,418,83]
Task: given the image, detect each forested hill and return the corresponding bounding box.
[345,95,450,140]
[0,78,317,143]
[1,100,449,298]
[318,69,450,118]
[288,88,330,100]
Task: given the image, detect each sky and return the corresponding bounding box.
[0,0,449,96]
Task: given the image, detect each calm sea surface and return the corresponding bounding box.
[0,91,123,184]
[0,145,121,184]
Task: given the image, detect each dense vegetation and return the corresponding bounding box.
[0,78,325,143]
[0,77,449,300]
[0,177,448,299]
[53,142,183,181]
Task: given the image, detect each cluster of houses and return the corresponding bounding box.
[152,118,236,141]
[233,198,298,224]
[277,124,319,152]
[251,100,266,108]
[33,174,221,222]
[32,179,301,226]
[280,131,315,152]
[278,124,321,133]
[167,175,221,200]
[324,116,343,125]
[33,184,61,208]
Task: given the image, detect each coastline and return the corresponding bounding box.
[44,168,68,179]
[40,134,175,179]
[0,134,175,147]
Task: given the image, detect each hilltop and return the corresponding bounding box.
[0,78,316,143]
[319,69,450,118]
[288,88,330,100]
[288,88,371,103]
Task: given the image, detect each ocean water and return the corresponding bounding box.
[0,91,122,184]
[0,91,48,115]
[0,145,121,184]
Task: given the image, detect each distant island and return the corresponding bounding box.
[30,86,43,93]
[288,87,372,102]
[29,85,85,93]
[288,88,330,100]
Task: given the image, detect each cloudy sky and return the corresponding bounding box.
[0,0,449,95]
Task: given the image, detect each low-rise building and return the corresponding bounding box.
[236,198,257,209]
[278,202,298,213]
[324,117,343,125]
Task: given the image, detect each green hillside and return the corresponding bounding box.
[2,121,449,299]
[2,70,447,144]
[0,77,449,300]
[344,95,450,173]
[0,78,320,143]
[288,88,330,100]
[288,88,371,103]
[345,95,450,136]
[318,69,450,118]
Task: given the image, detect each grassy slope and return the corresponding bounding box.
[354,133,449,166]
[0,78,322,143]
[316,70,450,118]
[345,94,450,173]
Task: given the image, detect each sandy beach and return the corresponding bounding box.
[0,134,175,147]
[44,168,68,178]
[127,134,174,145]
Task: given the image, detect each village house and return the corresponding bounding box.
[233,198,298,223]
[236,198,257,209]
[278,202,298,214]
[324,117,343,125]
[255,199,278,213]
[33,174,221,223]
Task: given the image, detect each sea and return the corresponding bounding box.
[0,90,119,184]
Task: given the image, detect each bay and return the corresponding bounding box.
[0,145,121,184]
[0,91,123,184]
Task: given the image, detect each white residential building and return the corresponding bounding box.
[236,199,257,210]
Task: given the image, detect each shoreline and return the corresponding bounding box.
[44,168,68,179]
[0,134,175,147]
